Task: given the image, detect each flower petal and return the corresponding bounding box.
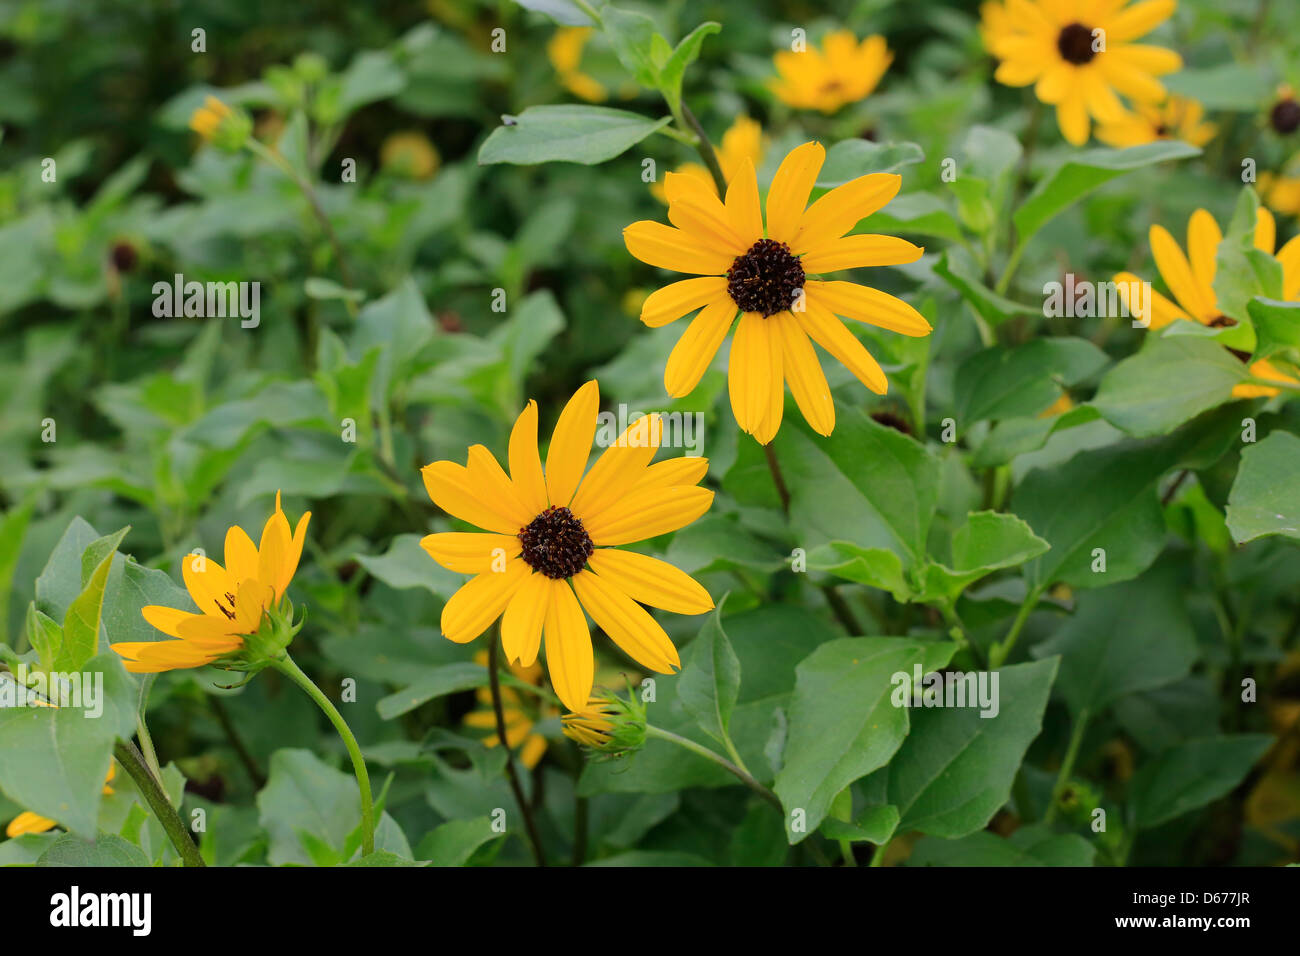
[421,532,521,574]
[570,414,663,525]
[586,548,714,614]
[792,174,901,253]
[224,525,259,587]
[630,456,709,493]
[1105,0,1176,42]
[806,280,932,335]
[640,277,729,328]
[545,379,599,508]
[774,312,835,436]
[766,142,825,243]
[508,400,548,516]
[422,460,520,534]
[441,559,530,644]
[724,157,763,242]
[1186,208,1222,290]
[797,298,888,393]
[582,486,715,546]
[543,580,593,713]
[1149,223,1216,320]
[572,569,681,673]
[181,554,234,622]
[623,220,734,274]
[664,296,737,397]
[141,605,202,640]
[798,233,923,273]
[501,570,550,667]
[467,444,533,529]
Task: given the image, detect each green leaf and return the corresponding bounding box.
[478,105,672,165]
[1090,336,1245,437]
[910,824,1094,866]
[58,528,128,672]
[861,192,963,241]
[657,21,721,111]
[1031,563,1198,716]
[37,833,150,867]
[1012,141,1201,257]
[816,140,925,186]
[935,247,1040,326]
[960,125,1022,213]
[955,337,1108,424]
[819,804,899,844]
[1130,735,1273,829]
[25,603,62,672]
[0,499,33,641]
[356,534,463,598]
[774,637,949,843]
[678,605,741,746]
[600,6,660,87]
[869,657,1058,838]
[1164,64,1274,111]
[377,662,488,720]
[416,815,504,866]
[1247,297,1300,362]
[809,544,911,602]
[513,0,596,26]
[919,511,1050,602]
[1226,429,1300,543]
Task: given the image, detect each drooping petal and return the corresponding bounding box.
[440,559,530,644]
[421,532,521,574]
[586,548,714,614]
[582,486,715,546]
[728,312,771,438]
[500,570,550,666]
[543,580,593,713]
[545,379,600,508]
[797,298,888,393]
[571,570,681,673]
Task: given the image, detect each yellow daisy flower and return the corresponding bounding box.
[113,492,310,674]
[380,131,441,180]
[6,764,116,838]
[189,95,232,139]
[623,142,930,443]
[1113,206,1300,398]
[547,27,607,103]
[651,115,765,202]
[1096,95,1217,148]
[988,0,1183,146]
[1260,167,1300,217]
[769,30,892,113]
[420,381,715,713]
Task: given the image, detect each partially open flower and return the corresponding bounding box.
[562,689,645,758]
[188,95,252,151]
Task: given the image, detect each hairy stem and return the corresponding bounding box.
[113,740,205,867]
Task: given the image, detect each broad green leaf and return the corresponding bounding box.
[356,534,463,598]
[1012,141,1201,255]
[816,140,924,186]
[919,511,1050,602]
[34,517,100,623]
[860,192,962,240]
[819,804,899,844]
[478,105,672,165]
[25,604,62,673]
[513,0,596,26]
[1090,336,1245,437]
[377,662,488,720]
[1164,64,1274,111]
[1031,563,1198,715]
[955,337,1108,425]
[417,815,503,866]
[678,605,741,746]
[0,499,33,641]
[1247,297,1300,362]
[909,825,1094,866]
[657,22,721,111]
[601,6,660,87]
[960,125,1022,213]
[1130,735,1273,829]
[808,543,911,602]
[1226,429,1300,543]
[59,528,128,673]
[970,405,1099,467]
[37,833,150,867]
[869,657,1058,838]
[774,637,952,843]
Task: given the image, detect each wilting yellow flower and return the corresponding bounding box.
[6,762,115,838]
[1113,206,1300,398]
[1096,96,1217,148]
[189,95,233,139]
[652,116,766,203]
[548,27,606,103]
[420,381,715,712]
[381,131,440,180]
[623,142,930,443]
[987,0,1182,146]
[1260,168,1300,217]
[463,651,550,769]
[769,30,892,113]
[114,492,310,674]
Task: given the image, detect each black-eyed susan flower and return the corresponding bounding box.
[988,0,1182,146]
[547,27,606,103]
[113,492,310,674]
[1096,96,1217,148]
[769,30,892,114]
[5,764,116,838]
[623,142,930,443]
[380,131,441,180]
[1114,206,1300,397]
[188,95,251,151]
[562,690,646,758]
[1260,165,1300,217]
[420,381,715,713]
[651,116,765,203]
[1271,85,1300,135]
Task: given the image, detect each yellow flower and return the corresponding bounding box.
[1096,96,1217,148]
[6,759,115,838]
[652,116,766,203]
[420,381,715,712]
[189,95,233,139]
[380,131,441,180]
[1038,391,1075,417]
[548,27,607,103]
[462,651,550,769]
[988,0,1182,146]
[113,492,310,674]
[769,30,892,113]
[1113,206,1300,398]
[979,1,1018,49]
[1260,167,1300,217]
[623,142,930,443]
[561,696,621,748]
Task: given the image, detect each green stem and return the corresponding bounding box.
[487,638,547,866]
[869,840,889,867]
[1045,708,1090,824]
[680,102,727,196]
[273,653,374,856]
[113,740,205,867]
[762,442,792,514]
[989,587,1042,668]
[646,725,782,812]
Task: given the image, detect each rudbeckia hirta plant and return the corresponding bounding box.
[420,381,715,713]
[987,0,1182,145]
[1114,206,1300,397]
[769,30,892,113]
[1096,95,1216,148]
[623,142,931,443]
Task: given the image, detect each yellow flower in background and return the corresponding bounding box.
[1038,391,1075,417]
[5,760,115,838]
[652,116,766,203]
[189,95,232,139]
[988,0,1182,145]
[1113,206,1300,398]
[114,492,310,673]
[623,142,930,443]
[769,31,892,113]
[1260,168,1300,217]
[420,381,715,713]
[548,27,607,103]
[380,131,441,180]
[1096,96,1217,148]
[463,651,550,769]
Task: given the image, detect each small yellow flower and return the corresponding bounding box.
[623,142,930,443]
[113,492,310,673]
[420,381,715,713]
[189,95,232,139]
[561,696,621,748]
[547,27,607,103]
[1096,96,1217,148]
[651,116,766,203]
[463,651,550,769]
[987,0,1183,146]
[1113,206,1300,398]
[769,30,892,113]
[5,757,115,838]
[381,131,441,180]
[1259,167,1300,217]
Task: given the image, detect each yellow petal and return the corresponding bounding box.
[1150,224,1216,320]
[798,298,887,393]
[570,414,662,523]
[664,296,737,397]
[467,444,533,529]
[752,318,785,445]
[1056,91,1090,146]
[508,400,548,516]
[622,220,734,274]
[422,460,520,534]
[724,157,763,242]
[798,233,923,273]
[728,312,771,437]
[181,555,234,622]
[224,525,259,587]
[545,380,599,508]
[792,174,901,253]
[1186,209,1222,290]
[582,486,715,546]
[233,580,273,633]
[766,142,825,244]
[421,532,521,574]
[141,605,202,640]
[257,509,291,599]
[543,580,593,713]
[440,559,529,644]
[586,548,714,614]
[806,280,932,335]
[1254,207,1276,255]
[1106,0,1176,42]
[571,570,681,673]
[774,313,835,435]
[6,811,57,837]
[640,277,729,328]
[1276,235,1300,300]
[501,570,550,666]
[630,456,709,493]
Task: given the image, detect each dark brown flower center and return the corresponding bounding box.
[1271,98,1300,134]
[518,506,594,579]
[1208,315,1237,328]
[1057,23,1096,65]
[727,238,805,317]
